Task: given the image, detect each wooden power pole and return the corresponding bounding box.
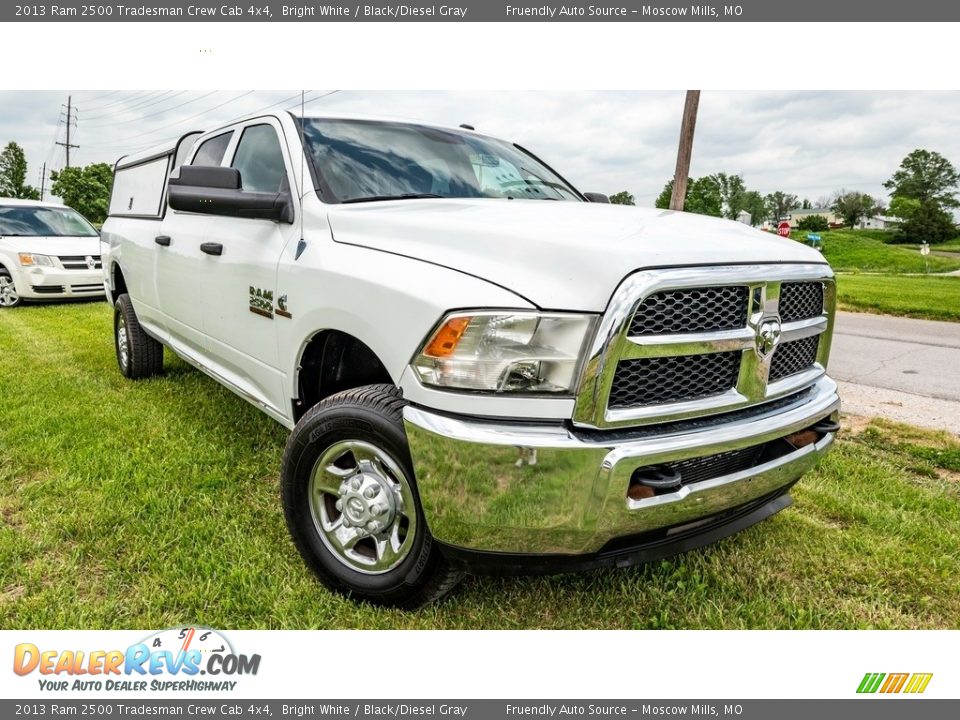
[669,90,701,211]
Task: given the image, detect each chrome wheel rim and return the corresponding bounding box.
[308,439,417,575]
[116,313,130,369]
[0,276,18,307]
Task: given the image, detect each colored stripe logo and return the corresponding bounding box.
[857,672,933,694]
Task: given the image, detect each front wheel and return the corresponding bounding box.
[0,268,21,308]
[281,384,462,608]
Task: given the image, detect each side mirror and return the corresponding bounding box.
[584,192,610,203]
[168,165,295,223]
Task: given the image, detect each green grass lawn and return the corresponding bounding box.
[836,274,960,322]
[813,230,960,274]
[2,302,960,629]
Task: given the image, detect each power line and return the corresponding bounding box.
[82,91,216,128]
[78,90,159,114]
[73,89,123,103]
[82,91,257,149]
[81,90,184,121]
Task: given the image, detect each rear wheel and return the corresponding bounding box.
[0,269,21,308]
[281,384,462,608]
[114,293,164,379]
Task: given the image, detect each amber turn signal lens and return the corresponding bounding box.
[423,316,472,357]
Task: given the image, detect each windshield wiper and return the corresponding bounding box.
[341,193,445,204]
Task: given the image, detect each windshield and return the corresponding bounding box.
[0,205,99,237]
[301,119,582,203]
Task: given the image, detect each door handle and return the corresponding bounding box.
[154,235,171,247]
[200,242,223,256]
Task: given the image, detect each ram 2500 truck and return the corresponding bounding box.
[101,113,840,607]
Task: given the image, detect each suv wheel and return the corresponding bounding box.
[114,294,164,379]
[281,384,462,608]
[0,269,21,308]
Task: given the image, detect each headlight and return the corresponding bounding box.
[18,253,55,267]
[412,312,597,394]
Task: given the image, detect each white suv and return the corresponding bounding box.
[102,113,840,608]
[0,199,105,307]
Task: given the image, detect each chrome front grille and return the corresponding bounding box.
[769,335,821,382]
[574,264,836,429]
[609,351,742,409]
[628,286,748,336]
[780,281,824,322]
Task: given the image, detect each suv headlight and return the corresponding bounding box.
[18,253,55,267]
[412,312,597,394]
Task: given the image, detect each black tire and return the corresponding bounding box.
[282,384,462,609]
[0,267,22,308]
[114,293,164,379]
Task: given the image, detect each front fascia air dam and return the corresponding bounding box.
[404,375,840,557]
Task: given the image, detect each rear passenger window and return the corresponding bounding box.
[231,125,287,194]
[191,132,232,166]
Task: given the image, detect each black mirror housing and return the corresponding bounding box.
[168,165,295,223]
[584,192,610,203]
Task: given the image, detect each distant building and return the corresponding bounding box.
[736,210,752,225]
[859,215,901,230]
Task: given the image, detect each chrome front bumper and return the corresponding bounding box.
[403,376,840,556]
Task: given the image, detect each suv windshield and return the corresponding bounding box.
[301,119,582,203]
[0,205,99,237]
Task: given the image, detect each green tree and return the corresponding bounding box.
[797,215,829,232]
[655,176,723,217]
[801,198,813,209]
[739,190,768,227]
[50,163,113,224]
[0,142,41,200]
[714,172,747,220]
[895,202,957,244]
[884,149,959,244]
[832,190,878,229]
[883,149,959,209]
[609,190,635,206]
[765,191,798,225]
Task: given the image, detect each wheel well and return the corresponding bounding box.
[294,330,394,421]
[110,263,128,305]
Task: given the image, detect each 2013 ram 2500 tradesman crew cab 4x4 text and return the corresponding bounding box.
[101,113,840,607]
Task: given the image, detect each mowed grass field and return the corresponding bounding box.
[2,302,960,629]
[791,229,960,321]
[837,274,960,322]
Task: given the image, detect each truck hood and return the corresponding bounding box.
[0,235,101,257]
[327,199,829,311]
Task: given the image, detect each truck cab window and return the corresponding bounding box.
[191,132,232,167]
[231,124,287,194]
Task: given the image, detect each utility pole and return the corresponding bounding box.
[669,90,701,211]
[56,95,79,168]
[39,163,46,201]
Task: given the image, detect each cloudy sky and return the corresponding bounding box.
[3,90,959,210]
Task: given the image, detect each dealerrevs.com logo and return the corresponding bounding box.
[13,628,261,692]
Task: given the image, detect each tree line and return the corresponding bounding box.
[611,149,959,244]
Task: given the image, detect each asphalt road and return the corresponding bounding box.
[828,311,960,432]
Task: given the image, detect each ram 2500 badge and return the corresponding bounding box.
[101,113,840,607]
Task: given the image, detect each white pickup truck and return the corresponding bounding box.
[102,112,840,608]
